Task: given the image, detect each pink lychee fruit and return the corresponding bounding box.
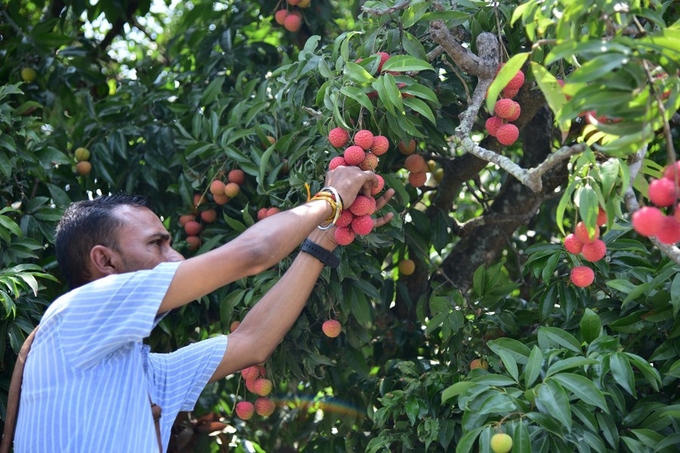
[335,209,354,228]
[502,87,520,99]
[328,127,350,148]
[359,152,379,171]
[334,226,355,245]
[370,135,389,156]
[663,161,680,181]
[351,215,374,236]
[570,266,595,288]
[322,319,342,338]
[649,177,677,207]
[408,171,427,188]
[274,9,288,25]
[344,145,366,166]
[404,154,427,173]
[228,169,246,185]
[582,239,607,262]
[329,155,348,170]
[371,174,385,195]
[252,378,273,397]
[564,234,584,254]
[496,123,519,146]
[656,215,680,244]
[485,116,504,137]
[632,206,664,237]
[235,401,255,420]
[254,398,276,416]
[241,365,260,381]
[376,51,391,72]
[596,207,608,226]
[574,221,600,244]
[283,13,302,32]
[494,99,521,121]
[349,195,376,216]
[353,129,374,150]
[505,70,525,90]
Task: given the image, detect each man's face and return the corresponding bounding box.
[110,205,184,273]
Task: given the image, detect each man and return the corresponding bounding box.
[12,165,394,452]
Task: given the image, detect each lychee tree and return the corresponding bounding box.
[2,0,680,452]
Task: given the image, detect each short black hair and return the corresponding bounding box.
[55,195,155,289]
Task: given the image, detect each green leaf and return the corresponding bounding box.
[580,308,602,344]
[486,52,530,112]
[551,373,608,412]
[454,425,485,453]
[546,357,598,377]
[524,346,544,388]
[201,76,225,105]
[537,327,583,353]
[344,61,376,84]
[609,352,636,397]
[381,55,434,73]
[488,338,532,364]
[402,97,436,124]
[535,379,572,432]
[340,86,374,113]
[442,381,476,403]
[496,349,519,382]
[624,352,661,391]
[568,54,629,84]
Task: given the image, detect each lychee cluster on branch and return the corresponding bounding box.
[485,65,525,146]
[273,0,311,33]
[235,364,276,420]
[632,161,680,245]
[327,127,388,245]
[563,208,608,288]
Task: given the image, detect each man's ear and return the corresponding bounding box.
[89,245,118,278]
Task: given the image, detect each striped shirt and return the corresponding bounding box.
[14,262,228,453]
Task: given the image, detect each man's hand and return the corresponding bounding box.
[324,166,379,209]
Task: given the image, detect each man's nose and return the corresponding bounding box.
[167,248,185,262]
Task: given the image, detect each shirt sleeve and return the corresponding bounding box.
[146,335,228,418]
[57,262,181,369]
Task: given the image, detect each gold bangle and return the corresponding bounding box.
[305,184,344,230]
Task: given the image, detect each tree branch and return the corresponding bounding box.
[457,138,586,192]
[362,0,411,15]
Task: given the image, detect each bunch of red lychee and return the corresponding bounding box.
[563,208,608,288]
[234,364,276,420]
[273,0,311,33]
[209,169,245,206]
[632,160,680,245]
[485,65,525,146]
[327,127,388,245]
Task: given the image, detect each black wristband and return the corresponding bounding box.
[300,239,340,268]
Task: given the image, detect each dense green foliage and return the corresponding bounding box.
[2,0,680,451]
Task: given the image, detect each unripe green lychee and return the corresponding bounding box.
[74,147,90,161]
[490,433,513,453]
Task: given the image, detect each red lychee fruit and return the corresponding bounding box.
[485,116,504,137]
[328,127,350,148]
[344,145,366,166]
[210,180,226,196]
[241,365,260,381]
[371,174,385,195]
[656,215,680,244]
[334,226,355,245]
[228,169,245,185]
[376,51,391,72]
[582,239,607,262]
[184,220,202,236]
[353,129,374,150]
[359,152,379,171]
[179,214,195,227]
[257,207,268,221]
[224,182,240,198]
[274,9,288,25]
[255,398,276,417]
[266,207,280,217]
[404,154,427,173]
[564,233,584,254]
[506,70,525,90]
[351,215,374,236]
[596,207,608,226]
[213,193,229,205]
[496,123,519,146]
[649,177,677,207]
[502,87,520,99]
[235,401,255,420]
[322,319,342,338]
[349,195,376,216]
[245,378,258,393]
[200,209,217,224]
[186,236,201,251]
[494,99,521,121]
[398,139,416,155]
[574,221,600,244]
[335,209,354,228]
[632,206,664,237]
[370,135,389,156]
[663,161,680,181]
[329,156,348,170]
[252,378,273,397]
[570,266,595,288]
[230,320,240,332]
[408,171,427,188]
[283,13,302,32]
